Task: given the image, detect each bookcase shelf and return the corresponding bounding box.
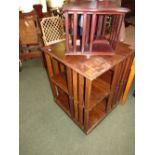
[51,72,69,94]
[88,98,107,133]
[51,71,111,112]
[55,91,71,116]
[89,76,111,111]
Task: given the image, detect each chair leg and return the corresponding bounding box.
[19,59,22,72]
[122,59,135,105]
[41,52,47,68]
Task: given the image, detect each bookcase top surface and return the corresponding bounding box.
[43,42,134,80]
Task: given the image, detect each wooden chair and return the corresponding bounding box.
[63,0,129,55]
[122,58,135,104]
[19,10,45,65]
[40,16,65,46]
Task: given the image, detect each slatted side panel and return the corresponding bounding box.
[110,60,126,108]
[64,11,126,55]
[106,63,122,112]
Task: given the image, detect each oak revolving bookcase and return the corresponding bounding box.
[43,41,134,134]
[63,0,129,55]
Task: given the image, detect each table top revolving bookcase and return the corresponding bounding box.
[63,0,129,55]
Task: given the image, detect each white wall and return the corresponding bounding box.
[19,0,47,12]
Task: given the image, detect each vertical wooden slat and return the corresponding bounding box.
[85,15,90,45]
[53,59,59,75]
[78,75,85,126]
[111,60,126,107]
[109,15,118,46]
[111,15,120,48]
[112,14,125,49]
[65,13,69,53]
[73,13,77,53]
[81,13,87,53]
[66,67,74,116]
[97,15,103,37]
[106,63,122,112]
[116,14,125,41]
[102,15,108,37]
[84,79,92,131]
[114,58,129,104]
[89,14,97,52]
[73,70,78,121]
[45,53,57,97]
[60,63,65,72]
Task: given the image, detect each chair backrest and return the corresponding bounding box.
[19,11,40,46]
[33,4,43,19]
[40,16,65,46]
[63,0,129,55]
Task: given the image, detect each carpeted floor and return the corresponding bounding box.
[19,26,135,155]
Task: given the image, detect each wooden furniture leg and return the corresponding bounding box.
[78,75,85,127]
[73,70,79,121]
[45,53,57,97]
[84,79,92,131]
[122,58,135,105]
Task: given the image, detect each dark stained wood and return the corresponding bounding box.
[73,70,79,121]
[66,67,74,116]
[84,79,92,131]
[106,63,122,112]
[97,15,103,37]
[65,13,69,52]
[51,72,68,94]
[90,14,97,52]
[44,53,57,97]
[63,0,129,55]
[111,60,126,107]
[42,41,134,134]
[63,1,130,12]
[55,92,71,116]
[19,51,42,59]
[53,59,60,75]
[59,63,65,72]
[87,99,107,134]
[43,41,134,81]
[78,75,85,126]
[117,54,134,101]
[81,13,87,53]
[73,13,78,53]
[89,76,110,110]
